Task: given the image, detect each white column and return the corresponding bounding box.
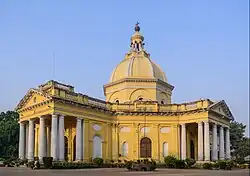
[19,122,25,159]
[58,115,65,161]
[28,119,35,161]
[39,116,46,161]
[198,122,204,161]
[212,123,218,161]
[76,118,82,161]
[82,119,85,160]
[181,124,186,160]
[46,126,51,157]
[225,127,231,159]
[204,121,210,161]
[51,114,58,161]
[219,126,225,160]
[25,122,29,159]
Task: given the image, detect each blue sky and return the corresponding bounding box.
[0,1,249,134]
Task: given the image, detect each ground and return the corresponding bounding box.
[0,168,249,176]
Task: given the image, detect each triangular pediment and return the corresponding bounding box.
[208,100,234,120]
[15,89,52,111]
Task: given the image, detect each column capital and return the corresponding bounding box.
[197,122,203,126]
[51,114,58,118]
[59,115,64,119]
[39,116,45,121]
[29,119,35,123]
[181,123,186,128]
[204,121,209,125]
[19,121,25,126]
[76,117,82,122]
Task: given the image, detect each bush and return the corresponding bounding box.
[203,163,213,170]
[235,158,245,164]
[156,163,166,168]
[164,155,177,168]
[239,163,249,169]
[212,162,219,169]
[27,161,35,169]
[33,160,40,169]
[125,160,133,170]
[185,158,196,168]
[175,159,186,169]
[150,160,157,171]
[51,162,99,169]
[43,157,53,169]
[217,160,227,170]
[93,158,103,166]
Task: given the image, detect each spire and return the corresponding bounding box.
[130,22,145,52]
[135,22,140,32]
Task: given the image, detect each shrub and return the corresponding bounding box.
[217,160,227,170]
[33,160,40,169]
[27,161,35,169]
[175,159,186,169]
[235,158,245,164]
[164,155,177,168]
[225,160,233,170]
[156,163,166,168]
[125,160,133,170]
[43,157,53,169]
[212,162,219,169]
[203,162,213,170]
[150,160,157,171]
[51,162,99,169]
[185,158,196,168]
[93,157,103,167]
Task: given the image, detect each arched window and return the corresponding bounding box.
[122,142,128,157]
[140,137,152,158]
[115,100,119,104]
[163,142,168,157]
[93,136,102,158]
[161,100,164,104]
[138,97,143,101]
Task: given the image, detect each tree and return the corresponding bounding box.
[230,121,249,159]
[0,111,19,158]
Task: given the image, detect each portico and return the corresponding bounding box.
[18,114,87,162]
[179,121,231,162]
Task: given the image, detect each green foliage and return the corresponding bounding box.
[51,162,99,169]
[27,161,35,169]
[230,121,250,160]
[42,157,53,169]
[175,159,186,169]
[217,160,227,170]
[202,163,213,169]
[164,155,177,168]
[93,157,103,166]
[125,160,133,170]
[185,158,196,168]
[0,111,19,158]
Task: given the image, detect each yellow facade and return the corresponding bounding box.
[16,23,234,162]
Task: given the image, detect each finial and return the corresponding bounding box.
[135,22,140,32]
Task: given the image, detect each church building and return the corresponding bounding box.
[16,23,234,163]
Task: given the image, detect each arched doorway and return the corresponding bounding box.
[140,137,152,158]
[73,136,76,161]
[93,135,102,158]
[64,136,68,161]
[190,140,195,159]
